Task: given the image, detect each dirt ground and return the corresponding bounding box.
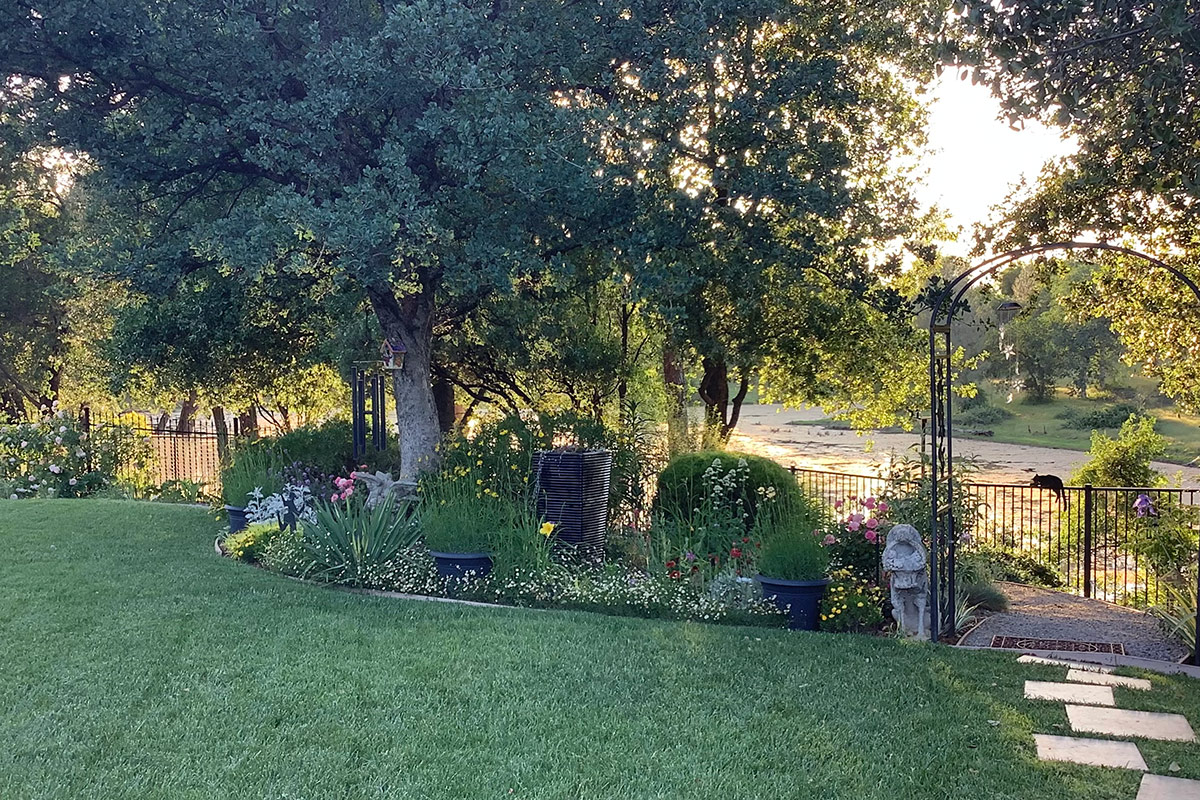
[727,404,1200,487]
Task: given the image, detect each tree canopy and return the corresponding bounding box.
[2,0,948,469]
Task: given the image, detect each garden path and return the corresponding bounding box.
[1016,653,1199,799]
[958,583,1189,662]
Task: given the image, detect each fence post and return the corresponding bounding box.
[1083,484,1093,599]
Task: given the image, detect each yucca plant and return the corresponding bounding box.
[1150,583,1197,660]
[299,495,421,586]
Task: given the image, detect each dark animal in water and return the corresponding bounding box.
[1030,474,1065,502]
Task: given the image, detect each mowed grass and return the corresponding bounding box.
[2,501,1198,800]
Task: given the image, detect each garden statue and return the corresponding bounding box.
[354,470,416,509]
[882,524,929,638]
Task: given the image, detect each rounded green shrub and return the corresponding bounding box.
[652,451,803,526]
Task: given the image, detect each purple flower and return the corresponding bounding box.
[1133,494,1157,518]
[685,551,696,562]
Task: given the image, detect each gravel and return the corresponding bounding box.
[958,582,1190,663]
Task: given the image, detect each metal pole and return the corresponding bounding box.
[1083,484,1093,599]
[928,321,940,643]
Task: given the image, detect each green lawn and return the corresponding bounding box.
[2,500,1197,799]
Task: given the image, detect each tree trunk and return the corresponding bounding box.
[698,355,729,446]
[662,344,690,454]
[212,405,230,459]
[237,406,259,440]
[367,282,442,481]
[178,390,198,433]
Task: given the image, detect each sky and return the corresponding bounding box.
[917,72,1077,256]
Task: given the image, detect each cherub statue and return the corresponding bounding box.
[882,524,929,638]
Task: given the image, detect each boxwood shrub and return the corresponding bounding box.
[652,451,804,527]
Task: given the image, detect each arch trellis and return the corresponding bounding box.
[927,241,1200,656]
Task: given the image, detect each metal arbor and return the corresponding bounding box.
[927,241,1200,658]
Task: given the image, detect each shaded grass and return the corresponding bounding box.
[1,500,1197,799]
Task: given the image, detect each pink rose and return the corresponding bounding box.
[849,513,864,523]
[834,500,844,510]
[822,534,837,545]
[877,501,889,513]
[864,497,877,509]
[865,530,878,543]
[865,518,879,529]
[847,520,861,531]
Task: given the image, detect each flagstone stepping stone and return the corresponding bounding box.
[1066,705,1197,742]
[1066,669,1152,691]
[1136,774,1200,800]
[1033,734,1147,770]
[1018,655,1112,672]
[1024,680,1115,706]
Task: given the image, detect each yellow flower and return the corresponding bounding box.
[540,522,556,537]
[857,602,864,607]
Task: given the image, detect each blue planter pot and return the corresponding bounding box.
[430,551,493,583]
[225,505,248,534]
[757,575,830,631]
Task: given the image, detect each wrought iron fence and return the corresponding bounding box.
[789,465,1200,610]
[81,408,247,491]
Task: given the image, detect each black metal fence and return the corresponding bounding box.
[790,466,1200,610]
[81,409,248,491]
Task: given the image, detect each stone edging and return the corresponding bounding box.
[955,643,1200,680]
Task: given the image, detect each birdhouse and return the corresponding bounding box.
[380,337,406,370]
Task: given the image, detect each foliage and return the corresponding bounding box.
[223,521,278,563]
[0,410,148,498]
[819,569,886,633]
[878,455,984,542]
[1072,415,1166,488]
[1127,498,1200,589]
[956,405,1014,427]
[219,445,285,508]
[460,563,787,627]
[419,474,517,555]
[1150,584,1197,661]
[653,451,803,528]
[962,581,1008,613]
[756,521,831,583]
[298,496,422,587]
[1059,403,1142,431]
[823,495,889,583]
[958,546,1064,589]
[245,483,317,528]
[150,479,209,504]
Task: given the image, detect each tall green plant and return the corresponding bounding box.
[220,446,284,507]
[299,495,421,586]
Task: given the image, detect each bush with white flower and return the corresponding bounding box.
[0,410,148,499]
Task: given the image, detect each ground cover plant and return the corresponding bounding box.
[2,499,1198,800]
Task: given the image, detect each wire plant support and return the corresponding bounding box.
[926,241,1200,666]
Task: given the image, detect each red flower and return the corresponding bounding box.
[730,547,743,558]
[669,570,681,579]
[665,560,677,569]
[754,541,762,548]
[741,537,749,543]
[690,565,699,573]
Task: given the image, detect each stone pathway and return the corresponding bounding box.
[961,583,1190,662]
[1017,653,1200,798]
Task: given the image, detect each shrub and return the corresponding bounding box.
[819,569,885,632]
[958,546,1064,588]
[823,495,888,582]
[223,521,278,562]
[957,405,1014,426]
[1059,403,1143,431]
[757,526,829,581]
[963,580,1009,612]
[299,495,422,585]
[0,411,149,498]
[653,451,802,528]
[1150,584,1196,660]
[274,421,356,475]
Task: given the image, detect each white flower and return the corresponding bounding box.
[19,441,27,448]
[54,436,62,445]
[69,478,77,486]
[75,450,85,458]
[59,426,67,433]
[48,464,62,474]
[8,494,15,500]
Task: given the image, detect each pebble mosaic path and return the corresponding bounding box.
[1019,653,1200,798]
